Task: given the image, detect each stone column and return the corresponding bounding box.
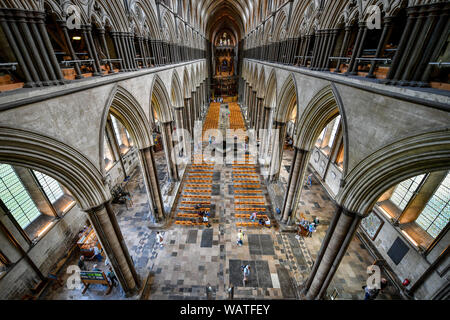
[160,121,179,182]
[98,28,115,73]
[313,30,326,70]
[184,98,192,134]
[0,10,35,87]
[138,146,165,222]
[251,90,257,129]
[196,86,201,118]
[301,35,312,66]
[320,29,338,71]
[418,8,450,86]
[174,106,186,157]
[384,7,419,83]
[255,97,264,139]
[305,207,362,299]
[31,12,64,84]
[366,18,394,78]
[119,32,132,71]
[17,10,51,85]
[85,202,139,295]
[81,25,101,76]
[281,147,309,223]
[392,8,425,84]
[191,90,197,121]
[268,121,287,182]
[85,25,102,75]
[347,22,368,75]
[261,106,272,164]
[400,5,441,86]
[111,32,127,72]
[334,26,352,73]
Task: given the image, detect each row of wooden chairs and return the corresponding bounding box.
[186,179,212,183]
[233,185,261,188]
[177,213,204,218]
[179,207,210,211]
[185,184,212,188]
[181,200,211,205]
[235,201,265,205]
[234,190,263,194]
[235,213,268,219]
[184,189,212,193]
[236,207,266,212]
[175,220,208,226]
[233,174,259,178]
[234,195,264,199]
[182,195,211,199]
[202,103,220,135]
[236,222,263,227]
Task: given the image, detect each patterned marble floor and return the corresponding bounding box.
[42,104,401,300]
[267,148,402,300]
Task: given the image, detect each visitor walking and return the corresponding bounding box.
[308,223,316,237]
[242,265,250,286]
[78,255,86,271]
[307,174,313,187]
[237,229,244,246]
[156,231,164,248]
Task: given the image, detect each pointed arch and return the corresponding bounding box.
[337,128,450,215]
[275,74,298,123]
[265,69,277,109]
[0,127,109,210]
[183,67,191,98]
[149,75,174,123]
[171,70,183,107]
[98,85,153,173]
[295,84,349,176]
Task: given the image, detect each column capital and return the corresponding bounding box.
[85,200,111,215]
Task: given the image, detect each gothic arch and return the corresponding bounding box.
[275,74,299,123]
[0,127,109,211]
[98,85,153,174]
[149,75,174,123]
[257,67,266,98]
[171,70,183,107]
[265,69,277,109]
[295,84,349,175]
[183,67,191,98]
[337,128,450,215]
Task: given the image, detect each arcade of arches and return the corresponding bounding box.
[0,0,449,301]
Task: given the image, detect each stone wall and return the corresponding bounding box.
[0,206,87,300]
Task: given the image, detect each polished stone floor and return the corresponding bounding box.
[42,103,401,300]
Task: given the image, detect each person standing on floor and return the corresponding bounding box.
[78,255,86,271]
[237,229,244,246]
[156,231,164,248]
[243,265,250,286]
[308,223,316,237]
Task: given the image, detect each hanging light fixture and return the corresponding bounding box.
[72,36,82,40]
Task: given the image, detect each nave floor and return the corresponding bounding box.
[43,104,402,300]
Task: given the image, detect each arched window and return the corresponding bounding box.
[416,172,450,238]
[0,164,41,228]
[390,174,426,211]
[33,171,64,204]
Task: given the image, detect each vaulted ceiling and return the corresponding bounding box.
[186,0,269,42]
